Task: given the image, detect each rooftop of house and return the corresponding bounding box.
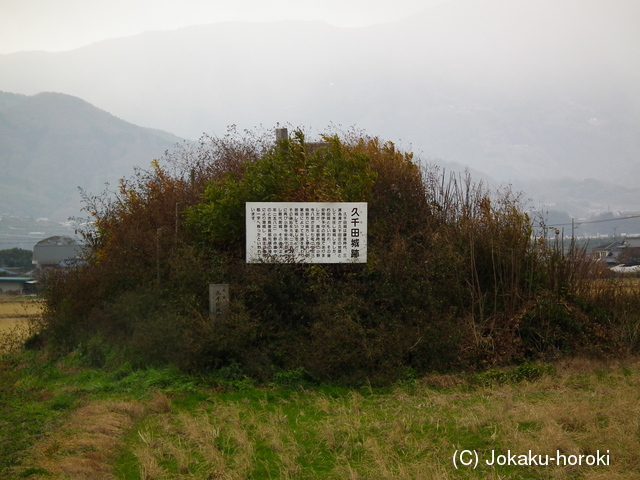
[0,277,35,283]
[32,244,84,266]
[593,241,624,251]
[623,237,640,248]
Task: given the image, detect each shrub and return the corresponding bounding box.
[38,126,638,383]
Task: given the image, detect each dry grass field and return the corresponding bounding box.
[2,285,640,479]
[3,356,640,480]
[115,359,640,480]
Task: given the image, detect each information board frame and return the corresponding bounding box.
[246,202,367,263]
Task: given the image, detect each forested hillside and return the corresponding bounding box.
[0,91,184,219]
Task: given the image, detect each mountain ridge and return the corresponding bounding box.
[1,0,638,218]
[0,91,185,219]
[0,89,637,228]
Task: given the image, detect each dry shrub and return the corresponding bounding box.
[39,127,640,383]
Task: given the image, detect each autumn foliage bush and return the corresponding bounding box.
[40,127,638,383]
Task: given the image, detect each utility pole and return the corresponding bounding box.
[571,218,575,240]
[175,203,181,239]
[156,227,162,285]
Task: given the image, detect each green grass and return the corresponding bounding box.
[2,351,640,479]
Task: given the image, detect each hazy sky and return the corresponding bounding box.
[1,0,447,54]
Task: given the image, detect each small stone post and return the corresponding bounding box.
[209,284,230,322]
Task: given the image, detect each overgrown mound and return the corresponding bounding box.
[40,128,639,384]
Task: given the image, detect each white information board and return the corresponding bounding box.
[246,202,367,263]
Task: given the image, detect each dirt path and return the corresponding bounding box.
[8,400,146,480]
[7,392,174,479]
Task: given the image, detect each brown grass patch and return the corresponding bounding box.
[133,400,257,480]
[8,400,145,479]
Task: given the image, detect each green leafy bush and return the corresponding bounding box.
[38,126,638,384]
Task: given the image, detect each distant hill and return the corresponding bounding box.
[0,0,638,196]
[0,0,638,219]
[0,90,636,233]
[0,91,184,220]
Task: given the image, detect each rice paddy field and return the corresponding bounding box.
[0,297,41,351]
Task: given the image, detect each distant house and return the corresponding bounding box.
[593,237,640,267]
[592,241,625,266]
[0,277,36,295]
[622,237,640,249]
[32,236,84,272]
[618,237,640,266]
